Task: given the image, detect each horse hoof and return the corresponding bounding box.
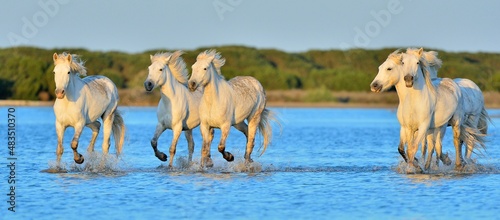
[75,154,84,164]
[454,164,464,171]
[156,152,167,162]
[202,157,214,168]
[224,152,234,162]
[442,153,452,166]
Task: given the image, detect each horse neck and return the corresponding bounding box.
[202,69,229,105]
[394,79,409,104]
[160,69,184,98]
[64,74,85,101]
[405,71,436,106]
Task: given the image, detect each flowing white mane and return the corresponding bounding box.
[388,50,402,64]
[406,48,442,69]
[196,49,226,75]
[54,52,87,76]
[413,51,437,96]
[151,51,189,85]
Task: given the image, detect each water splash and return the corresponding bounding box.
[41,161,69,173]
[41,152,124,174]
[393,158,500,175]
[153,157,263,174]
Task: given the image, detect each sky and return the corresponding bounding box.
[1,0,499,53]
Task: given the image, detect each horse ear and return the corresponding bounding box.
[164,55,172,64]
[67,54,72,63]
[53,53,58,63]
[418,48,424,56]
[150,55,154,62]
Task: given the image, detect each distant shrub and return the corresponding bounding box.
[304,86,334,102]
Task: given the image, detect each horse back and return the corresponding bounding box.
[228,76,266,121]
[83,75,118,99]
[82,75,119,120]
[454,78,484,114]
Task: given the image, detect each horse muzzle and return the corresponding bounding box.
[188,81,198,92]
[144,80,154,92]
[370,81,382,93]
[404,75,414,88]
[55,89,65,99]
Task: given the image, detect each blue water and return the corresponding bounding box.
[1,106,500,219]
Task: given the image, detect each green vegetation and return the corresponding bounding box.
[1,46,499,101]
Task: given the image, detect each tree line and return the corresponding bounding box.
[1,46,499,100]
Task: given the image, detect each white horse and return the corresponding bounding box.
[52,52,125,165]
[144,51,203,167]
[188,50,275,167]
[370,49,464,172]
[406,48,488,166]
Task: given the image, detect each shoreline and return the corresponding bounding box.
[0,100,396,108]
[3,99,500,109]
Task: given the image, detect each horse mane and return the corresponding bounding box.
[54,52,87,76]
[197,49,226,75]
[418,57,437,96]
[151,51,189,85]
[423,51,442,69]
[406,48,442,69]
[387,49,402,64]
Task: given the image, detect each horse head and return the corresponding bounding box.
[145,53,172,92]
[370,50,403,92]
[188,50,224,92]
[401,48,424,88]
[53,52,86,99]
[406,48,441,80]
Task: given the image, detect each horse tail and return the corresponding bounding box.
[258,108,281,156]
[478,107,490,135]
[460,115,487,156]
[112,110,126,156]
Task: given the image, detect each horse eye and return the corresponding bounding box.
[204,68,207,71]
[401,62,404,65]
[417,62,420,64]
[67,71,70,74]
[159,68,163,72]
[387,68,392,71]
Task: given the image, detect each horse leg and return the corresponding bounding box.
[86,121,101,153]
[218,124,234,162]
[233,122,248,138]
[71,123,85,164]
[151,123,167,162]
[168,126,183,167]
[452,124,464,169]
[200,123,213,167]
[208,127,215,144]
[101,113,115,155]
[406,143,420,173]
[55,122,66,165]
[408,127,426,173]
[436,126,451,166]
[233,122,251,161]
[398,127,408,162]
[421,131,427,162]
[184,130,194,163]
[244,114,262,164]
[424,131,435,171]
